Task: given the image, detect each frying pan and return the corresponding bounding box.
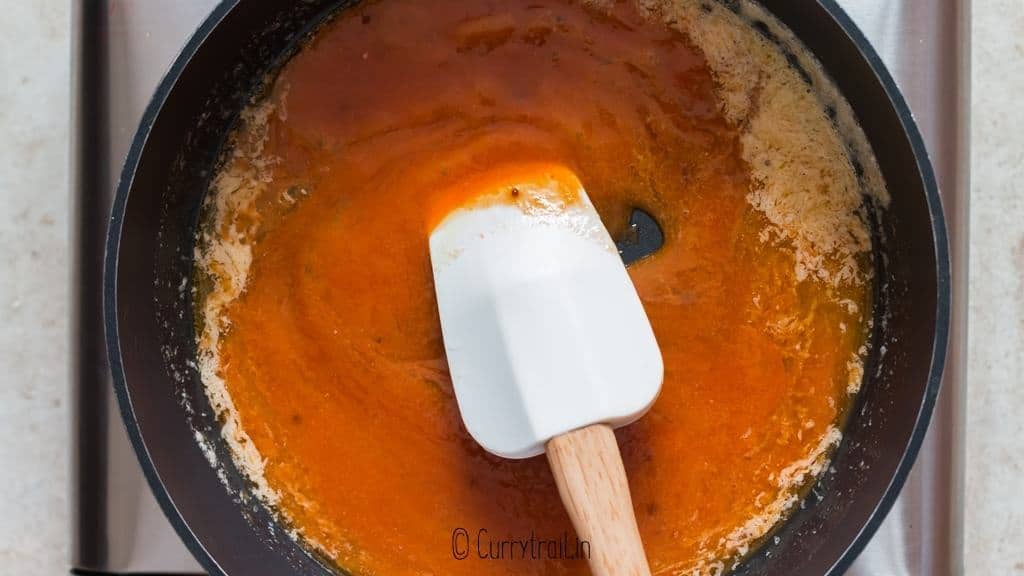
[104,0,950,574]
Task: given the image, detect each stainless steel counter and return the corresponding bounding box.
[70,1,968,573]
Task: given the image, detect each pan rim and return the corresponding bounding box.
[805,0,951,573]
[104,2,243,575]
[102,0,952,574]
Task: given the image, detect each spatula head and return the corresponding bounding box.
[429,165,663,459]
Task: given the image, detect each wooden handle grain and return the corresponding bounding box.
[546,424,652,576]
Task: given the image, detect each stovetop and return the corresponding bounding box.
[70,1,969,574]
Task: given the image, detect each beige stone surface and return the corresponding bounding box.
[966,1,1024,574]
[0,0,71,574]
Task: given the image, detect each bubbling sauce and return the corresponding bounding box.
[195,0,876,574]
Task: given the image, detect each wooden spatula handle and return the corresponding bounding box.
[546,424,652,576]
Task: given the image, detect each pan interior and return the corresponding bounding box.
[109,0,944,575]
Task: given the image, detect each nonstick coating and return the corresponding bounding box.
[104,1,950,574]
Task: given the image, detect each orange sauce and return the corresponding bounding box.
[205,0,871,573]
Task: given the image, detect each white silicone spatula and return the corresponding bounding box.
[429,164,663,576]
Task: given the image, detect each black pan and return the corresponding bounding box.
[104,1,950,574]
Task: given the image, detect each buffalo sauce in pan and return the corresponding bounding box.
[195,0,874,573]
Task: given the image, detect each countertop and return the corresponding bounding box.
[0,0,70,573]
[965,0,1024,572]
[0,0,1019,574]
